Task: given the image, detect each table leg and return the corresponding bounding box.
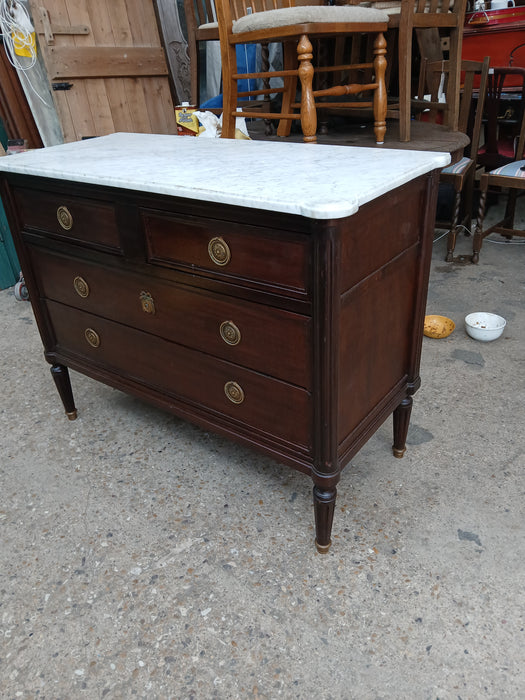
[392,395,412,458]
[313,484,337,553]
[50,364,78,420]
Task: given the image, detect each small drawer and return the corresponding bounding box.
[142,210,310,298]
[46,301,312,449]
[30,248,312,388]
[13,186,121,252]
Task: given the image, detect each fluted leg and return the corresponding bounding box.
[392,396,412,458]
[50,364,77,420]
[297,34,317,143]
[373,32,387,145]
[313,485,337,553]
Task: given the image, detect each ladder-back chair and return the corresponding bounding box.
[472,100,525,263]
[215,0,389,143]
[477,67,525,173]
[415,57,490,261]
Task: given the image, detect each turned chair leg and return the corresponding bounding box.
[373,32,387,145]
[472,183,488,264]
[445,188,462,262]
[297,34,317,143]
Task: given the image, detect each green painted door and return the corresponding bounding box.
[0,118,20,289]
[0,197,20,290]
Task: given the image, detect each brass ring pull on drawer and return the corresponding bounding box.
[208,236,231,266]
[85,328,100,348]
[220,320,241,346]
[224,381,244,404]
[140,291,155,314]
[73,276,90,298]
[57,205,73,230]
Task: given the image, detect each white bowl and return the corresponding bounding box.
[465,312,506,342]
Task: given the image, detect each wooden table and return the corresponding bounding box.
[0,134,449,552]
[250,117,470,165]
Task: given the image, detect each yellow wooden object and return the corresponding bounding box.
[424,315,455,338]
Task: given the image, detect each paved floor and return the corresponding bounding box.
[0,199,524,699]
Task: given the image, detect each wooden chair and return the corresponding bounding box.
[415,57,490,261]
[477,67,525,173]
[214,0,389,143]
[386,0,468,142]
[184,0,221,106]
[471,102,525,264]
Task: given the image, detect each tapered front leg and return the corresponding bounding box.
[313,485,337,553]
[50,364,77,420]
[392,395,412,458]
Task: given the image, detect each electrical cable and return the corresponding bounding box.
[0,0,50,105]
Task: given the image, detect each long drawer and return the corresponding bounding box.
[46,300,312,449]
[143,209,311,298]
[29,247,311,388]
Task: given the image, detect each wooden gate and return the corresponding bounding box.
[29,0,178,141]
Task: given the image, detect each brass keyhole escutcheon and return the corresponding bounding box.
[224,381,244,405]
[73,276,89,298]
[57,205,73,230]
[208,237,231,266]
[85,328,100,348]
[220,320,241,346]
[140,291,155,314]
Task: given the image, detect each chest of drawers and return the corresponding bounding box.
[0,134,448,552]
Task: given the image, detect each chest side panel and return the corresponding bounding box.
[337,177,431,457]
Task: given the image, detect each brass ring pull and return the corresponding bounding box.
[208,237,231,266]
[220,320,241,346]
[140,291,155,314]
[57,205,73,230]
[85,328,100,348]
[73,276,89,298]
[224,381,244,405]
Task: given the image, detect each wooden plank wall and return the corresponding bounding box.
[29,0,178,141]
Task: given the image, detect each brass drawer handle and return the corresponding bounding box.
[140,291,155,314]
[208,237,231,266]
[85,328,100,348]
[57,205,73,230]
[220,320,241,346]
[224,381,244,404]
[73,276,89,298]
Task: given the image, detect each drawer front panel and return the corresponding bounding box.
[46,300,312,449]
[30,248,311,388]
[143,211,310,297]
[13,187,121,251]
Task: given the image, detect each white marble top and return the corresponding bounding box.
[0,132,450,220]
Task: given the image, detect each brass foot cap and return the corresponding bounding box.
[315,540,332,554]
[66,409,78,421]
[392,446,406,459]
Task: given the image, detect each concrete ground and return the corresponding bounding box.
[0,198,524,700]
